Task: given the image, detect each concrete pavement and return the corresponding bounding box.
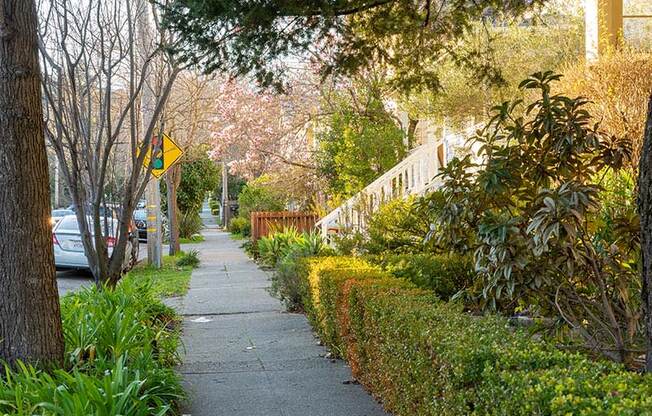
[178,210,389,416]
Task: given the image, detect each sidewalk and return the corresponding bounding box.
[177,209,388,416]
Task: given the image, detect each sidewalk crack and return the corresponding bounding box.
[182,310,280,317]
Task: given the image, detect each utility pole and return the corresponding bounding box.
[221,159,229,228]
[138,0,162,267]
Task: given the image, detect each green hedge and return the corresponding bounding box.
[0,280,183,415]
[302,256,652,415]
[368,252,475,300]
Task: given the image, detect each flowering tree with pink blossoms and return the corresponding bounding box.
[209,79,318,181]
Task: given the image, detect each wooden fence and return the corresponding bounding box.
[250,211,318,241]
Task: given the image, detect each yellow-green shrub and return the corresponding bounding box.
[302,256,652,415]
[228,216,250,237]
[301,257,379,337]
[368,252,475,299]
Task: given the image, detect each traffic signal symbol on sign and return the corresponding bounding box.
[142,133,184,178]
[151,135,165,169]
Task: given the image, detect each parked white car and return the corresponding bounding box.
[52,215,137,272]
[50,209,75,226]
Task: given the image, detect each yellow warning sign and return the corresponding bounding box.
[142,133,184,178]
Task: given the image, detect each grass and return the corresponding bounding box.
[230,232,247,240]
[179,235,205,244]
[123,254,194,298]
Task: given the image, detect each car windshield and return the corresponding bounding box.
[133,210,147,220]
[52,209,73,217]
[56,216,118,236]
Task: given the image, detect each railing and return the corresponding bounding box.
[315,121,480,239]
[315,141,445,238]
[251,211,318,241]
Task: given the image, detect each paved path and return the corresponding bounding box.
[177,209,388,416]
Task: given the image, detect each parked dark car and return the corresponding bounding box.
[133,209,168,242]
[134,209,148,241]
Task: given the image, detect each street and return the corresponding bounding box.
[57,245,148,296]
[57,269,92,296]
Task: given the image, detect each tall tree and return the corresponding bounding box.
[639,94,652,371]
[209,79,317,180]
[162,73,223,254]
[162,0,544,91]
[0,0,64,365]
[38,0,179,286]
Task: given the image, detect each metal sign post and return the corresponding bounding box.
[146,178,163,268]
[142,133,184,268]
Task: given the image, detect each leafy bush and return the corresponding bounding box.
[365,196,432,254]
[370,252,475,300]
[302,256,652,415]
[272,253,310,312]
[179,210,203,239]
[332,196,435,256]
[317,93,407,199]
[0,280,183,415]
[176,250,200,268]
[257,228,324,268]
[262,229,331,311]
[427,72,638,362]
[171,152,220,215]
[299,256,382,338]
[237,175,286,219]
[331,231,366,255]
[228,216,250,237]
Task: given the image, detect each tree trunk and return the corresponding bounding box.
[0,0,64,366]
[166,163,181,255]
[407,117,419,149]
[639,93,652,372]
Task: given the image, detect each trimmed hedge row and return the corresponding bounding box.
[367,252,475,299]
[301,256,652,415]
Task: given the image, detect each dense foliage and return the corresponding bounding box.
[162,153,220,215]
[162,152,220,238]
[236,175,287,219]
[228,217,251,238]
[162,0,544,91]
[559,50,652,172]
[318,94,406,199]
[0,280,183,415]
[400,21,582,126]
[425,71,637,363]
[259,228,331,311]
[369,252,475,300]
[300,256,652,415]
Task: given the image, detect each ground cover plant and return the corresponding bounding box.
[256,228,332,311]
[179,235,205,244]
[123,253,198,298]
[176,250,201,269]
[0,279,184,415]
